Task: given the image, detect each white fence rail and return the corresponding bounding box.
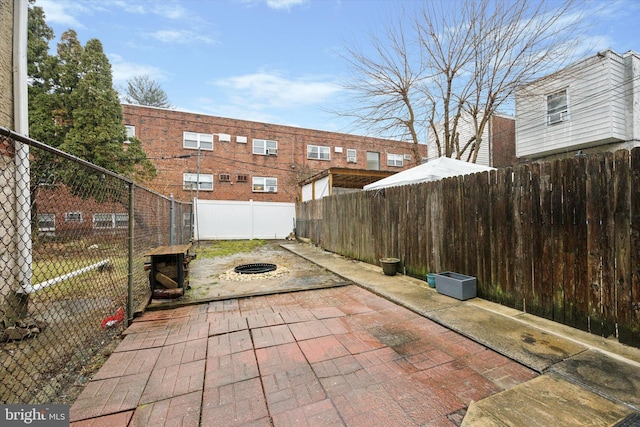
[193,199,295,240]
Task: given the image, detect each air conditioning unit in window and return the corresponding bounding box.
[403,154,412,161]
[347,156,356,163]
[548,111,568,125]
[267,187,276,192]
[267,148,278,156]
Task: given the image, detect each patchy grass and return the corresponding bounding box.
[32,257,111,284]
[195,240,267,259]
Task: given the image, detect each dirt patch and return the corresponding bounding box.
[181,241,349,302]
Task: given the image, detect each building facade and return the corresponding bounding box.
[122,104,427,203]
[427,112,516,168]
[515,49,640,160]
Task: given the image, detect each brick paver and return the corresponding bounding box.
[130,391,201,427]
[70,285,537,426]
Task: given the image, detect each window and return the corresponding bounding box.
[236,174,248,183]
[183,132,213,150]
[347,149,357,163]
[38,214,55,232]
[307,145,331,160]
[183,212,191,229]
[237,136,247,144]
[93,213,113,229]
[124,125,135,142]
[367,152,380,170]
[253,139,278,155]
[219,173,231,182]
[93,213,128,229]
[115,213,129,228]
[547,89,568,125]
[218,133,231,142]
[252,177,278,193]
[183,173,214,190]
[65,212,83,223]
[387,153,404,167]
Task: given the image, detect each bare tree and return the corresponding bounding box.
[338,11,427,166]
[124,75,173,108]
[339,0,585,163]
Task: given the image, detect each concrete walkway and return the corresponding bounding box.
[68,242,640,426]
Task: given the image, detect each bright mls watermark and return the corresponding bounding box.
[1,405,68,426]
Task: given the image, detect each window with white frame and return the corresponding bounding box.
[347,149,357,163]
[218,133,231,142]
[252,177,278,193]
[93,213,129,229]
[367,152,380,170]
[307,145,331,160]
[183,132,213,150]
[183,212,191,228]
[253,139,278,155]
[38,214,55,232]
[115,213,129,228]
[124,125,135,142]
[65,212,83,223]
[387,153,404,167]
[183,173,213,190]
[546,89,568,125]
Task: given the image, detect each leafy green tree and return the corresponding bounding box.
[27,1,57,146]
[124,75,173,108]
[26,4,156,187]
[55,36,156,192]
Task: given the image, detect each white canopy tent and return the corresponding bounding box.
[363,156,496,191]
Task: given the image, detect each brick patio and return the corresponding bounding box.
[70,285,536,426]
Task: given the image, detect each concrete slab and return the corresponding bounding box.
[426,303,587,372]
[549,350,640,410]
[461,374,634,427]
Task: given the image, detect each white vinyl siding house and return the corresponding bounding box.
[427,112,493,167]
[515,49,640,159]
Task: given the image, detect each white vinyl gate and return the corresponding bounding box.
[193,199,295,240]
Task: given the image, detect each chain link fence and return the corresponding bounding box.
[0,127,192,404]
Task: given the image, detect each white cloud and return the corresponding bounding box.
[235,0,308,11]
[211,72,341,109]
[109,53,170,86]
[36,0,87,28]
[266,0,308,10]
[149,30,216,45]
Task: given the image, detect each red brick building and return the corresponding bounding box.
[122,104,427,203]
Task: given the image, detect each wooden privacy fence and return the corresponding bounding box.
[295,148,640,348]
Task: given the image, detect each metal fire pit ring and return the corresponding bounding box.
[234,263,277,274]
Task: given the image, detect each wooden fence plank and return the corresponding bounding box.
[474,172,491,297]
[529,162,543,317]
[614,150,632,345]
[573,156,589,331]
[600,152,617,337]
[536,162,554,319]
[629,147,640,347]
[463,174,476,278]
[550,160,565,323]
[519,164,533,312]
[586,154,605,335]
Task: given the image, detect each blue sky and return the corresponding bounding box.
[36,0,640,136]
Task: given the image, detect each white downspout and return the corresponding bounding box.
[13,0,32,291]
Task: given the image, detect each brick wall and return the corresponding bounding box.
[0,2,13,129]
[123,104,427,202]
[491,115,517,167]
